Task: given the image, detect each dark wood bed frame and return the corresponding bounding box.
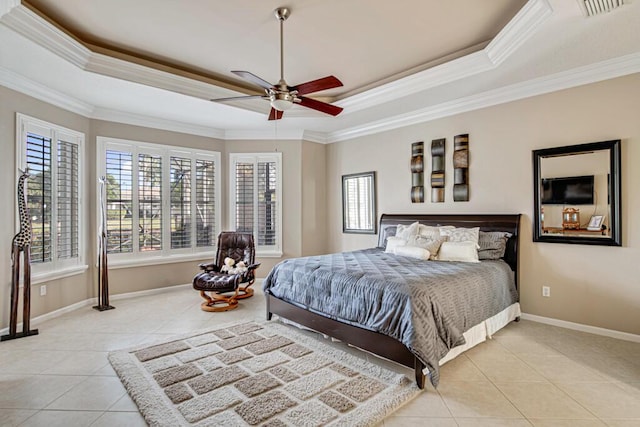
[265,213,521,389]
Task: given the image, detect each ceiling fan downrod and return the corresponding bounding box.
[274,7,290,87]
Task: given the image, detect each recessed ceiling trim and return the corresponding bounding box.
[1,4,90,68]
[486,0,553,65]
[223,129,306,141]
[326,52,640,143]
[3,52,638,144]
[1,0,552,119]
[0,66,94,115]
[339,0,553,114]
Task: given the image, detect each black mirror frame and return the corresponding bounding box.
[533,140,621,246]
[342,171,377,234]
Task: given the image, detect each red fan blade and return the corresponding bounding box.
[268,108,284,121]
[298,96,343,116]
[231,71,275,90]
[291,75,343,96]
[210,95,265,102]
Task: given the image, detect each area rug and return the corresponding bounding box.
[108,321,420,426]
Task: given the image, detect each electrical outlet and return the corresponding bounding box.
[542,286,550,297]
[40,285,47,296]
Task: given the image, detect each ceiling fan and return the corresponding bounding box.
[211,7,344,121]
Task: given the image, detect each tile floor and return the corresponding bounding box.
[1,284,639,426]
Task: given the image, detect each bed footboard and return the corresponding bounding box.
[266,292,426,389]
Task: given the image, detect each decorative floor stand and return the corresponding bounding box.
[2,169,38,342]
[93,176,114,312]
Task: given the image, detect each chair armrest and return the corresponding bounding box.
[247,263,261,271]
[199,262,220,272]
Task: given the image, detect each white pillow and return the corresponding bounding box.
[395,222,420,240]
[385,236,407,254]
[394,245,431,260]
[437,241,480,263]
[417,224,441,239]
[409,235,447,259]
[440,227,480,244]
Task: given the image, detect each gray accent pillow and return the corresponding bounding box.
[478,231,512,260]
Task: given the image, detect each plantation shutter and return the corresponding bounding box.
[257,161,277,246]
[138,153,163,252]
[235,162,254,234]
[56,140,79,259]
[345,175,372,231]
[26,132,52,263]
[105,150,133,254]
[196,159,216,247]
[170,156,192,249]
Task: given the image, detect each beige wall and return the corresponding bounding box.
[327,74,640,335]
[301,141,328,256]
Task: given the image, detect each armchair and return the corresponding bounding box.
[192,232,260,312]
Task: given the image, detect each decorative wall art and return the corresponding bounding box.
[430,138,445,203]
[410,142,424,203]
[453,134,469,202]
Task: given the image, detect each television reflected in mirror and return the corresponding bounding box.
[533,140,621,246]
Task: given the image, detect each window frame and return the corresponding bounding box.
[229,152,283,257]
[97,137,221,268]
[15,113,87,281]
[342,171,377,234]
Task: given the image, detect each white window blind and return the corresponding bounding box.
[230,153,282,256]
[98,137,221,264]
[17,114,85,274]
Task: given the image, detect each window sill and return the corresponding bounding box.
[256,251,283,258]
[29,265,89,285]
[107,252,214,270]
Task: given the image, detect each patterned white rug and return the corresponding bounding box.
[109,321,420,426]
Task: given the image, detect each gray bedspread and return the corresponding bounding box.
[263,248,518,386]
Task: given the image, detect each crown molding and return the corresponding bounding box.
[223,128,306,141]
[326,52,640,143]
[486,0,553,65]
[0,0,19,17]
[0,66,94,116]
[92,107,226,139]
[1,4,91,68]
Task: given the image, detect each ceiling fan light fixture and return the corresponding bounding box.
[270,93,294,111]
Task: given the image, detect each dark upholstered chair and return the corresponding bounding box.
[192,232,260,312]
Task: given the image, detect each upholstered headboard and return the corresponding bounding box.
[377,214,521,288]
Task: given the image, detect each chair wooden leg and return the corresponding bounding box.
[199,290,239,312]
[236,279,255,299]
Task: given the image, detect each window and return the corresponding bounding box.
[16,114,85,276]
[98,137,221,265]
[342,171,376,234]
[230,153,282,256]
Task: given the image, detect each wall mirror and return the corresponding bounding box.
[342,171,377,234]
[533,140,621,246]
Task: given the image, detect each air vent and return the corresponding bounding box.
[580,0,624,16]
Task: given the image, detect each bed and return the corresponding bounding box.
[263,214,521,389]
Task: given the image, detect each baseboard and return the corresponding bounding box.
[0,283,193,335]
[521,313,640,343]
